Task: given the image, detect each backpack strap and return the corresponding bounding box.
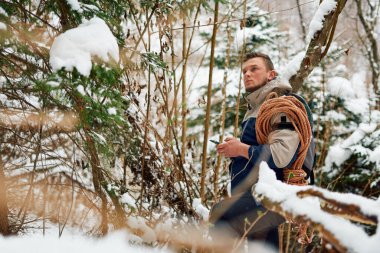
[288,93,314,130]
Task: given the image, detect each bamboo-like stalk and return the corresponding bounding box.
[181,17,187,163]
[169,17,177,133]
[42,177,48,236]
[213,22,232,200]
[200,0,219,203]
[233,0,247,137]
[0,158,9,235]
[140,7,152,213]
[167,2,202,132]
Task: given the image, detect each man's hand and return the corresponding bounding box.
[216,137,250,159]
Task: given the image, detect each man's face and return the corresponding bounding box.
[242,57,276,92]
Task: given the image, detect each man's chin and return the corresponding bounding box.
[245,84,265,93]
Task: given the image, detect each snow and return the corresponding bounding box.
[76,85,85,95]
[306,0,337,42]
[46,81,60,87]
[121,192,137,209]
[0,231,172,253]
[254,162,380,253]
[0,22,6,30]
[0,7,7,16]
[107,107,117,115]
[0,76,6,86]
[50,17,119,77]
[344,98,370,116]
[327,77,355,99]
[324,123,377,170]
[326,110,346,121]
[127,217,157,243]
[24,94,40,108]
[192,198,209,221]
[91,131,107,145]
[280,51,305,82]
[351,71,369,98]
[66,0,83,13]
[341,123,377,148]
[369,146,380,168]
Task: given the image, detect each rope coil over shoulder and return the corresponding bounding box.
[256,94,314,244]
[256,94,312,185]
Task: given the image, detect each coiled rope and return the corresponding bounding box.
[256,94,312,185]
[256,93,314,244]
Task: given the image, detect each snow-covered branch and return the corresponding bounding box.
[253,162,380,253]
[289,0,348,92]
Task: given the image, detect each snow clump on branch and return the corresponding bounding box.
[49,17,119,77]
[306,0,337,43]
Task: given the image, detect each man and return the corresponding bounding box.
[209,52,315,249]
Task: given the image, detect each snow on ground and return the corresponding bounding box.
[49,17,119,76]
[254,162,380,253]
[192,198,209,221]
[0,231,172,253]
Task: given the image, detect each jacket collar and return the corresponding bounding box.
[243,78,292,121]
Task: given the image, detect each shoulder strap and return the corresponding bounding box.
[288,93,314,131]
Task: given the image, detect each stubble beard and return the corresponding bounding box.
[245,79,269,93]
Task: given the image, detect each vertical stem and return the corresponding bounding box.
[285,223,291,253]
[200,0,219,203]
[42,177,48,236]
[214,22,232,200]
[233,0,247,137]
[296,0,307,42]
[170,18,178,131]
[181,18,187,163]
[140,7,152,212]
[0,158,9,235]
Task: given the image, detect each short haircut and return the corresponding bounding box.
[243,52,274,71]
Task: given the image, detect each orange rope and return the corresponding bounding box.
[256,95,314,244]
[256,95,312,185]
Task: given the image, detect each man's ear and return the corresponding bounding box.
[268,70,277,81]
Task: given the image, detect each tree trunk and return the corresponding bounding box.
[289,0,348,92]
[84,132,108,235]
[354,0,379,107]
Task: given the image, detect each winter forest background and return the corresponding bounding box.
[0,0,379,252]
